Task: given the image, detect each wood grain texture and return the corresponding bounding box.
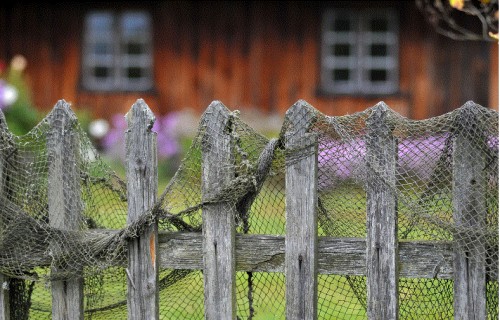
[4,3,494,121]
[158,232,465,279]
[0,111,9,320]
[284,100,318,320]
[126,99,159,320]
[47,100,83,320]
[452,102,487,320]
[201,101,236,319]
[365,102,399,320]
[0,274,8,320]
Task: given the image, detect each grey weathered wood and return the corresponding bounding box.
[365,102,399,320]
[0,227,474,279]
[201,101,237,320]
[452,103,487,320]
[0,111,9,320]
[158,232,465,278]
[126,99,159,320]
[284,100,318,320]
[1,227,470,280]
[47,100,84,320]
[0,274,8,320]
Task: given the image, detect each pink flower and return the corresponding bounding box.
[100,112,181,160]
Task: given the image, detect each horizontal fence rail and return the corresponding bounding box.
[158,232,462,278]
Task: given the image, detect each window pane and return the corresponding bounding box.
[121,12,150,37]
[370,18,388,32]
[370,44,387,57]
[333,69,350,81]
[92,42,112,55]
[333,44,351,56]
[86,13,113,34]
[124,42,144,55]
[127,67,143,79]
[370,69,387,82]
[333,18,351,32]
[93,66,110,79]
[321,9,398,94]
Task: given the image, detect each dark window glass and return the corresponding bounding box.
[334,69,350,81]
[333,19,350,32]
[370,44,387,57]
[370,18,388,32]
[370,69,387,82]
[333,44,351,56]
[127,67,142,79]
[94,66,110,79]
[125,43,143,55]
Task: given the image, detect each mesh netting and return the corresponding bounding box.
[0,99,497,319]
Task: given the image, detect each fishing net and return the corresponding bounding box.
[0,99,497,319]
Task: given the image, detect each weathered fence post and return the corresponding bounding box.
[201,101,237,319]
[284,100,318,320]
[0,274,7,320]
[365,102,399,320]
[126,99,159,320]
[452,102,487,319]
[0,111,10,320]
[47,100,84,320]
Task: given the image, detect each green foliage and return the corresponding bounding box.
[1,56,41,135]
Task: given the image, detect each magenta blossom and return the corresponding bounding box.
[153,112,180,159]
[100,112,180,161]
[318,132,498,190]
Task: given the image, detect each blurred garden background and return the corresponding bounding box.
[0,0,497,189]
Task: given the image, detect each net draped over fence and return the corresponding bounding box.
[0,99,498,319]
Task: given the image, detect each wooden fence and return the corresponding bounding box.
[0,99,497,320]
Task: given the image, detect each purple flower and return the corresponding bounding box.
[101,114,127,150]
[397,134,448,180]
[488,135,499,151]
[100,112,181,160]
[152,112,180,158]
[318,132,498,189]
[318,139,365,181]
[318,135,449,187]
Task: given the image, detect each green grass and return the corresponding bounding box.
[22,164,497,319]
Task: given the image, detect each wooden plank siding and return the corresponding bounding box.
[0,2,496,122]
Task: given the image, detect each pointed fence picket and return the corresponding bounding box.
[47,101,84,320]
[0,111,10,320]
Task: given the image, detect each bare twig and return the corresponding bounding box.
[416,0,498,41]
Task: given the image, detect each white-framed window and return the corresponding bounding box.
[82,11,153,92]
[321,9,399,95]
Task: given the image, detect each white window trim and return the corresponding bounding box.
[82,10,153,92]
[321,8,399,95]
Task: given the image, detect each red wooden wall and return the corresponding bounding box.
[0,1,497,121]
